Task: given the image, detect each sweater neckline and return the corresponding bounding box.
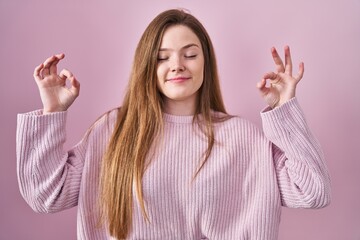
[163,112,195,124]
[162,110,228,124]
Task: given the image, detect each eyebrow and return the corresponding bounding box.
[159,43,200,51]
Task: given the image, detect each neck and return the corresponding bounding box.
[163,95,197,116]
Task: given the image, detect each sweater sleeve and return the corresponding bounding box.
[16,110,87,213]
[260,97,331,209]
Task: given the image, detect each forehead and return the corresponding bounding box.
[160,25,202,49]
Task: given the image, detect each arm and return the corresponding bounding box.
[261,98,331,208]
[17,54,83,213]
[256,46,331,208]
[16,110,87,213]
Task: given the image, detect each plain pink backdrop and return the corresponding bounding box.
[1,0,359,239]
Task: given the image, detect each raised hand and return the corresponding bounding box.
[33,54,80,114]
[256,46,304,109]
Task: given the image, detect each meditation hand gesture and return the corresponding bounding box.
[33,54,80,114]
[257,46,304,109]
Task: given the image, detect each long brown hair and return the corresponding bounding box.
[97,9,230,239]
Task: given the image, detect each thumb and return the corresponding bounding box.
[256,78,269,97]
[69,76,80,97]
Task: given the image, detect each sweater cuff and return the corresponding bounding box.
[260,97,307,141]
[17,110,68,130]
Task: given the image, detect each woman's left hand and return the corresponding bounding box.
[256,45,304,109]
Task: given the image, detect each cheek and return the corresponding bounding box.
[156,65,166,92]
[193,62,204,82]
[157,65,167,81]
[191,58,204,77]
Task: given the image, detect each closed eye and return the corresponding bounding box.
[185,55,197,59]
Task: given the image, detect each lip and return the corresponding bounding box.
[166,76,191,83]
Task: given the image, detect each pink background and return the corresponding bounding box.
[1,0,359,239]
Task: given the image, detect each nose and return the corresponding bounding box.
[170,56,185,72]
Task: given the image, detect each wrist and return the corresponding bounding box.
[42,107,66,115]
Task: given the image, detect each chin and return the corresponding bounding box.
[167,95,191,101]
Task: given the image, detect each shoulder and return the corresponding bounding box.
[213,111,262,133]
[80,107,120,142]
[212,111,270,144]
[212,112,271,152]
[91,107,119,129]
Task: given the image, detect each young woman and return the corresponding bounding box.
[17,9,331,240]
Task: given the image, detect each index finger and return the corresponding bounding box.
[49,53,65,74]
[33,63,44,81]
[271,47,285,73]
[42,55,57,76]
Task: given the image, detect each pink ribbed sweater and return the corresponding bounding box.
[16,98,331,240]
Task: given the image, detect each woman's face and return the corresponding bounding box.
[156,25,204,110]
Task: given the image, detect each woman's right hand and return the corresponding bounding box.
[33,53,80,114]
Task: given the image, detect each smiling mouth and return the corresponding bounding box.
[166,77,191,83]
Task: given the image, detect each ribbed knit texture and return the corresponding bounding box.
[16,97,331,240]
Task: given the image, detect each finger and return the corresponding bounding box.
[294,62,305,82]
[256,78,266,89]
[33,63,44,81]
[271,47,285,73]
[284,45,293,76]
[59,68,74,81]
[50,53,65,75]
[59,68,74,86]
[263,72,278,80]
[256,78,270,97]
[69,76,80,96]
[264,71,283,85]
[41,55,57,76]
